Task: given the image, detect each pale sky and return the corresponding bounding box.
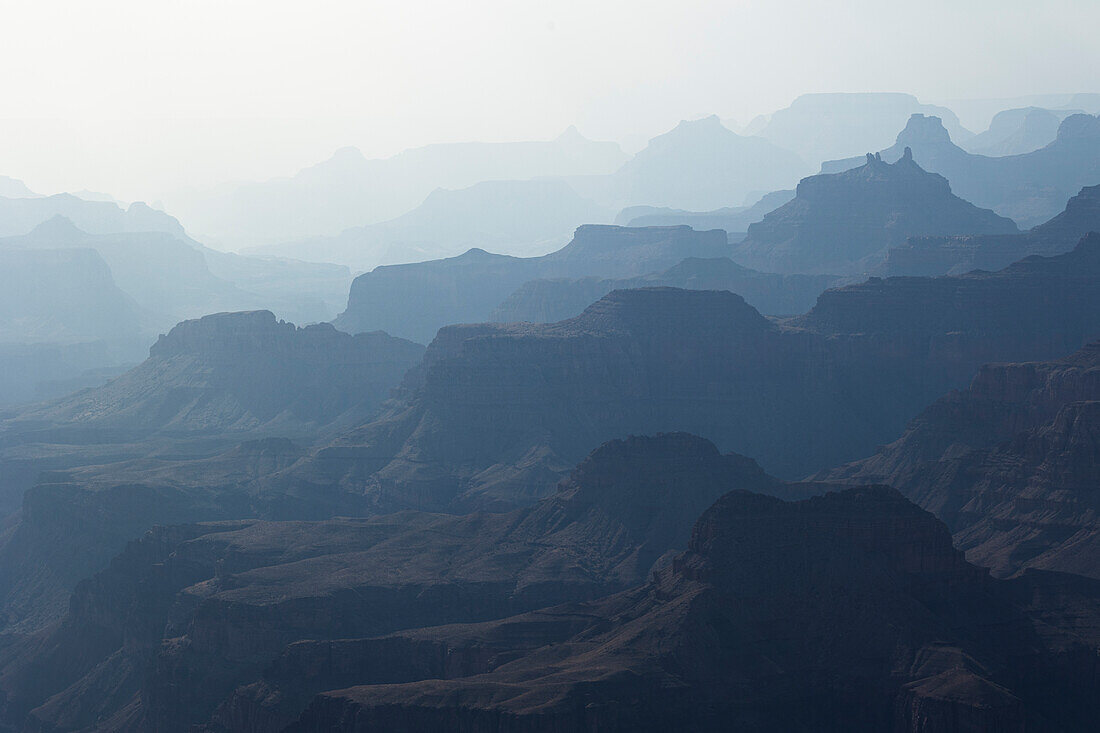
[0,0,1097,201]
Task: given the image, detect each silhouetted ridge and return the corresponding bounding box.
[563,286,772,335]
[800,233,1100,337]
[335,224,731,343]
[733,149,1016,273]
[285,485,1100,732]
[880,183,1100,275]
[896,113,954,145]
[689,485,967,581]
[20,310,425,437]
[823,112,1100,227]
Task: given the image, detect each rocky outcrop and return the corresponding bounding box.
[732,148,1018,274]
[879,183,1100,276]
[16,310,425,439]
[286,487,1100,732]
[333,224,730,343]
[825,340,1100,580]
[0,434,817,731]
[823,113,1100,227]
[490,256,844,322]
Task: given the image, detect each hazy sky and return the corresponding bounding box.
[1,0,1097,201]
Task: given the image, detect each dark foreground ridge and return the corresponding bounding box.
[827,339,1100,579]
[283,485,1100,732]
[0,434,815,730]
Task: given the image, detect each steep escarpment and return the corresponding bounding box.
[287,487,1100,732]
[16,310,425,439]
[879,183,1100,276]
[333,224,730,343]
[826,340,1100,580]
[0,434,810,731]
[732,147,1018,274]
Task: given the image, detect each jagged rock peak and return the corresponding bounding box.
[896,113,953,146]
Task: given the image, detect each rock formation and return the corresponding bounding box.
[616,189,795,237]
[15,310,425,439]
[878,183,1100,276]
[964,106,1068,157]
[577,115,807,212]
[750,92,974,165]
[823,113,1100,227]
[296,237,1100,516]
[0,434,817,731]
[732,147,1018,274]
[284,487,1100,732]
[826,340,1100,580]
[0,246,142,346]
[333,224,730,343]
[490,256,844,323]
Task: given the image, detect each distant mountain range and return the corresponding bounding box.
[571,115,808,212]
[162,128,629,249]
[746,92,974,166]
[249,179,614,271]
[962,106,1078,156]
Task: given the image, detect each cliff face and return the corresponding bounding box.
[286,487,1100,732]
[823,113,1100,227]
[18,310,425,439]
[333,224,730,344]
[732,148,1017,274]
[879,183,1100,276]
[0,434,807,731]
[826,340,1100,580]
